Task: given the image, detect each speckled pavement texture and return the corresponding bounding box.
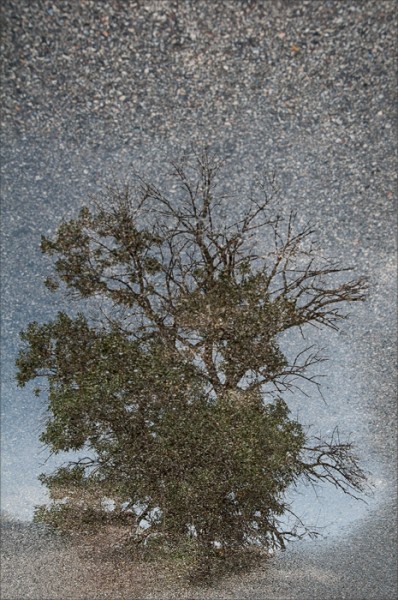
[1,1,397,599]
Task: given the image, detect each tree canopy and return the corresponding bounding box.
[17,150,368,573]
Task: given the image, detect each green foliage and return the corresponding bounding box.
[142,391,305,551]
[17,151,368,575]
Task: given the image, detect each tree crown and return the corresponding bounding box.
[17,151,368,574]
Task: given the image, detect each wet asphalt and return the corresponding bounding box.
[1,1,397,598]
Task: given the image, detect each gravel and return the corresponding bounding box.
[1,1,397,598]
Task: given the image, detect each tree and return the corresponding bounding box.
[16,150,367,573]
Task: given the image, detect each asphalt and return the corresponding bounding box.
[1,1,397,598]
